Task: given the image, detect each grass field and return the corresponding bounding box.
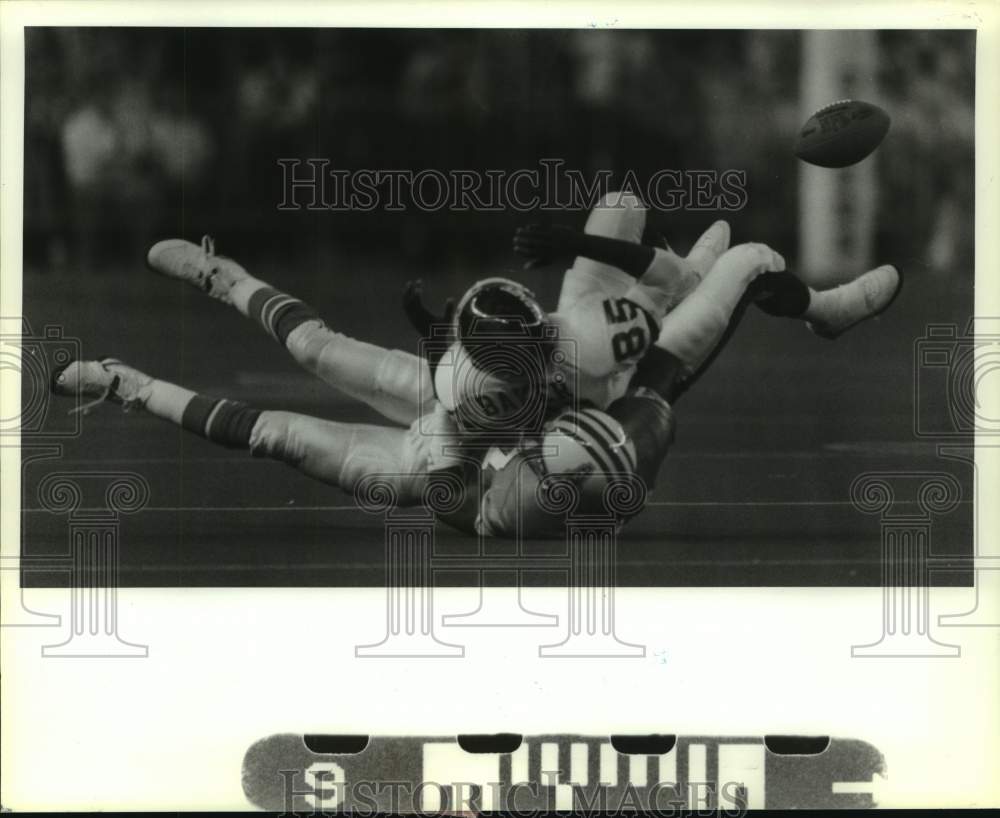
[20,248,974,587]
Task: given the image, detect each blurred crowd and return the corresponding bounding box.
[24,28,974,279]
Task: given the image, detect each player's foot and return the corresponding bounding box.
[50,358,151,415]
[146,235,249,304]
[805,264,902,339]
[651,219,731,305]
[685,220,731,277]
[641,221,730,310]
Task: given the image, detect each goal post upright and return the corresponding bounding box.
[798,30,880,285]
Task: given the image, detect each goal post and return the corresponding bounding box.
[798,30,880,285]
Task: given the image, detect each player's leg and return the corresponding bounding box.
[605,247,781,485]
[657,233,902,366]
[603,257,901,493]
[146,237,434,426]
[604,384,677,487]
[655,242,786,372]
[761,264,902,339]
[641,259,903,415]
[715,263,901,340]
[604,318,739,489]
[552,197,730,319]
[660,257,901,367]
[50,357,427,503]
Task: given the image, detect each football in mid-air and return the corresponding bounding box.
[794,99,891,168]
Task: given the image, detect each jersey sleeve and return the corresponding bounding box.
[552,292,660,381]
[556,262,637,314]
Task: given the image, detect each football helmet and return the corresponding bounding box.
[541,406,637,488]
[454,277,549,350]
[447,278,554,431]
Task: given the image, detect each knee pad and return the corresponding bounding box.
[250,411,426,504]
[338,431,428,506]
[374,349,435,413]
[283,320,333,371]
[250,412,379,487]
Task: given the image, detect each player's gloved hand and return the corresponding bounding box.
[403,279,456,339]
[513,223,576,269]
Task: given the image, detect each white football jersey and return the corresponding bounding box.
[433,278,660,435]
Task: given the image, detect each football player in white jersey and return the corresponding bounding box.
[49,193,899,538]
[453,237,900,537]
[411,192,731,437]
[416,193,900,536]
[48,193,726,528]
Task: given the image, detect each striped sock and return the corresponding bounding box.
[246,287,321,346]
[180,395,261,448]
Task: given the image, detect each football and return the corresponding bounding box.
[794,99,891,168]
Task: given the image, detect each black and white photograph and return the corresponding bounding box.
[2,1,998,813]
[17,26,977,586]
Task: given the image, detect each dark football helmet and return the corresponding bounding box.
[454,277,549,346]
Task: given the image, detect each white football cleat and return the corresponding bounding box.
[146,235,249,304]
[805,264,902,339]
[642,220,733,310]
[51,358,150,415]
[685,219,732,276]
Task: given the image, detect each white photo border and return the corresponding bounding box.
[2,0,998,810]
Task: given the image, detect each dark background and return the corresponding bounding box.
[20,28,975,586]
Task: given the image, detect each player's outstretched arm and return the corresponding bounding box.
[514,223,656,276]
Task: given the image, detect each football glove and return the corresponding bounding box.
[403,279,455,339]
[512,223,577,270]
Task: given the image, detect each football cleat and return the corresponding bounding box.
[685,220,731,276]
[805,264,902,339]
[643,220,732,310]
[50,358,150,415]
[146,235,249,304]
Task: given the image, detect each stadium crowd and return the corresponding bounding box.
[24,29,973,281]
